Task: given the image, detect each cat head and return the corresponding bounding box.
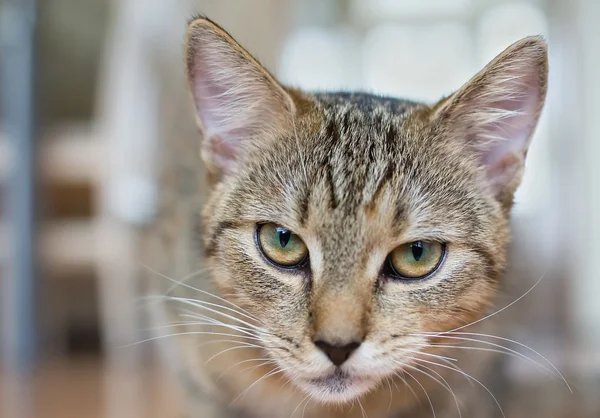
[185,16,547,403]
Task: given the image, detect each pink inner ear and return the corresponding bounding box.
[481,94,539,168]
[208,134,241,173]
[475,64,543,196]
[186,28,294,177]
[191,57,236,137]
[485,150,523,195]
[190,59,250,172]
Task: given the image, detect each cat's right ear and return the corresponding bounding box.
[185,16,296,178]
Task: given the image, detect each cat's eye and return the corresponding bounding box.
[257,223,308,268]
[388,241,445,280]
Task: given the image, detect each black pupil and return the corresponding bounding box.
[411,241,424,261]
[277,228,292,248]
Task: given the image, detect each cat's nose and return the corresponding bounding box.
[314,340,361,367]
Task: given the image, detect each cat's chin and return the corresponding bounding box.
[294,370,378,404]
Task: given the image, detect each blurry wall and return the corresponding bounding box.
[0,0,598,379]
[570,0,600,358]
[0,1,599,417]
[38,0,109,126]
[1,0,297,362]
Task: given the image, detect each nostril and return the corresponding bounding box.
[314,341,361,367]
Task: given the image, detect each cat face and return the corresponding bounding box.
[186,17,547,403]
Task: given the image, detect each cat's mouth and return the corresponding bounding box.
[297,370,376,403]
[308,370,364,386]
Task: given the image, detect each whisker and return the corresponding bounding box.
[419,331,571,393]
[399,359,462,418]
[145,319,256,337]
[384,377,393,412]
[420,343,544,367]
[357,397,368,418]
[403,369,436,418]
[216,354,274,380]
[179,312,295,351]
[412,334,560,383]
[221,359,282,387]
[123,330,263,347]
[231,366,292,406]
[205,343,266,365]
[418,363,465,410]
[291,394,311,418]
[177,312,258,336]
[402,362,449,392]
[280,378,298,405]
[409,356,505,418]
[197,339,294,361]
[197,338,271,349]
[174,301,262,330]
[159,266,213,299]
[237,359,278,375]
[136,266,212,307]
[395,348,457,363]
[141,297,262,339]
[161,296,264,332]
[141,263,263,324]
[430,355,474,388]
[444,272,545,333]
[390,374,401,392]
[392,370,419,403]
[301,394,313,418]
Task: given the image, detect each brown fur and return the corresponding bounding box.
[141,15,548,418]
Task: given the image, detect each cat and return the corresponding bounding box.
[141,14,549,418]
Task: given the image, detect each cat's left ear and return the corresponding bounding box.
[185,16,296,178]
[432,36,548,206]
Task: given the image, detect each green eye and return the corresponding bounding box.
[257,223,308,267]
[388,241,445,279]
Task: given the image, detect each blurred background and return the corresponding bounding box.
[0,0,599,417]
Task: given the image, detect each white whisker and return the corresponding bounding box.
[357,397,368,418]
[290,394,311,418]
[403,369,436,418]
[237,359,278,375]
[393,370,419,403]
[418,331,571,393]
[410,356,505,418]
[160,296,264,331]
[385,377,393,412]
[400,359,462,418]
[395,348,457,363]
[301,394,313,418]
[198,338,266,348]
[412,334,561,384]
[136,266,212,307]
[141,263,263,324]
[177,312,258,336]
[205,343,265,365]
[164,296,265,334]
[231,365,292,406]
[145,319,255,337]
[445,272,545,333]
[124,330,262,347]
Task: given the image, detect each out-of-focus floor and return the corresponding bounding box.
[0,358,184,418]
[1,359,600,418]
